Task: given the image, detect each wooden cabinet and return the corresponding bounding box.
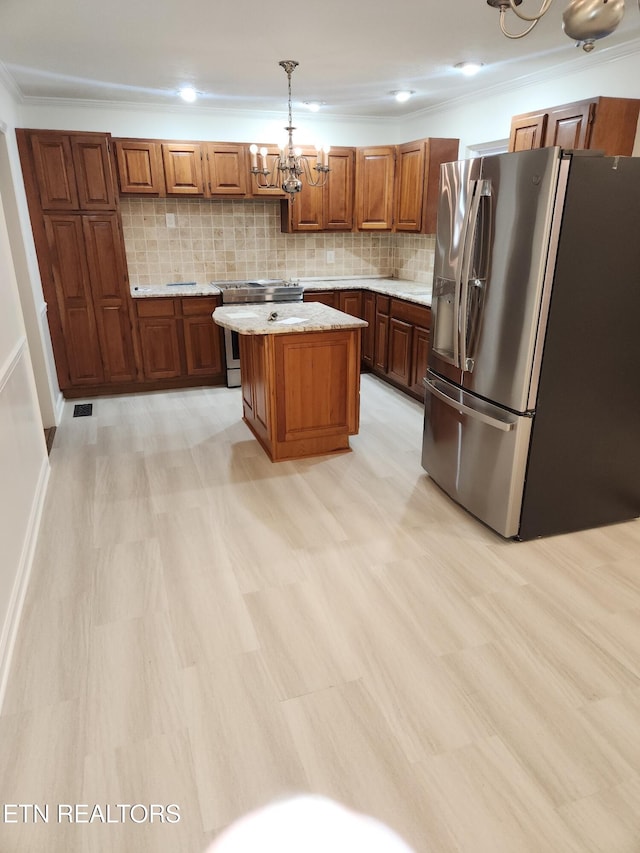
[114,139,165,195]
[509,97,640,156]
[203,143,248,196]
[26,131,116,211]
[134,295,224,383]
[303,290,337,307]
[136,298,182,380]
[410,324,431,397]
[356,147,396,231]
[239,328,361,462]
[355,138,459,233]
[374,295,390,373]
[361,292,375,368]
[388,317,412,386]
[162,142,205,195]
[246,145,287,197]
[281,147,354,232]
[182,296,224,376]
[336,290,362,318]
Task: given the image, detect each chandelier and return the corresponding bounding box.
[487,0,627,52]
[250,60,330,199]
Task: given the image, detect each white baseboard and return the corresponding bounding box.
[0,455,50,713]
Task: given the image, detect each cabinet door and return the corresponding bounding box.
[29,133,79,210]
[544,101,594,149]
[247,145,287,197]
[204,143,248,196]
[286,154,324,231]
[324,147,354,230]
[114,139,165,195]
[83,214,138,382]
[508,112,548,152]
[361,292,375,367]
[374,310,390,373]
[337,290,362,318]
[162,143,205,195]
[138,318,182,379]
[303,290,336,307]
[183,316,224,376]
[43,214,104,385]
[410,323,431,396]
[394,140,426,232]
[355,147,395,230]
[388,317,412,386]
[70,135,117,210]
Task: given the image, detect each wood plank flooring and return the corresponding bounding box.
[1,374,639,852]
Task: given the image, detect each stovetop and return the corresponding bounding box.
[213,278,304,304]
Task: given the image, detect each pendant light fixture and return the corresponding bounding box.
[487,0,628,52]
[250,61,330,199]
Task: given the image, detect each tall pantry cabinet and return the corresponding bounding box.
[17,130,138,393]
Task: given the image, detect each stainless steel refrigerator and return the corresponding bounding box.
[421,146,640,540]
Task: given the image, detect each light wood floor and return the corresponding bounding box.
[1,374,639,852]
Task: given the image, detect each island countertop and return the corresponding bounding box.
[212,302,368,335]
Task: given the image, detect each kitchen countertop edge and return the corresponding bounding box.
[212,302,368,335]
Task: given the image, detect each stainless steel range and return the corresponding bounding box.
[213,278,304,386]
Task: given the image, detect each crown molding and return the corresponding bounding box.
[0,63,24,103]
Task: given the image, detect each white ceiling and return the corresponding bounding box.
[1,0,640,118]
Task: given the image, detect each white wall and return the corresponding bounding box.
[0,179,49,710]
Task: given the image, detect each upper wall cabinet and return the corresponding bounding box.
[25,131,117,211]
[355,138,459,234]
[245,144,288,198]
[162,142,205,195]
[509,97,640,156]
[280,147,355,232]
[203,143,248,196]
[114,139,166,195]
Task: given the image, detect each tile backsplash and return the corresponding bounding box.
[120,198,436,285]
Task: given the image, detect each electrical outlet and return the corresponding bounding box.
[326,250,335,264]
[166,213,176,228]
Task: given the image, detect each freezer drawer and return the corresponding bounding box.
[421,373,532,538]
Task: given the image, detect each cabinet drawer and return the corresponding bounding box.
[135,298,177,318]
[390,298,431,328]
[376,294,390,314]
[181,296,220,316]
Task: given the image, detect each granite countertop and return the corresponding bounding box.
[212,302,368,335]
[300,277,432,306]
[131,282,222,297]
[129,277,432,306]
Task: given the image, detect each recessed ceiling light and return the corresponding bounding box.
[454,62,484,77]
[391,90,415,103]
[179,87,197,103]
[303,101,326,112]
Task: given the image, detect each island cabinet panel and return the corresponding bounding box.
[240,328,361,462]
[355,146,396,231]
[82,214,138,382]
[162,143,205,195]
[114,139,165,195]
[203,143,248,196]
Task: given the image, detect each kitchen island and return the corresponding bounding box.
[213,302,367,462]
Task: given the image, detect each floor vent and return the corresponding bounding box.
[73,403,93,418]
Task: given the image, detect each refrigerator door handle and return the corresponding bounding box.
[459,179,491,373]
[424,376,516,432]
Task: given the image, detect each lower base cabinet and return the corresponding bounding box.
[135,295,224,385]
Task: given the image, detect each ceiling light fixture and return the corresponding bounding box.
[304,101,325,112]
[249,61,330,199]
[455,61,484,76]
[487,0,627,52]
[179,86,197,103]
[391,90,415,103]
